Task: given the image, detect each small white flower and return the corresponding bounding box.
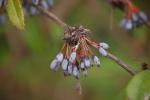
[100,43,109,49]
[73,66,79,77]
[99,47,108,56]
[125,20,132,30]
[61,59,68,70]
[84,58,91,68]
[56,53,63,62]
[68,64,73,74]
[93,56,100,65]
[82,69,87,76]
[80,62,85,69]
[69,52,76,63]
[50,59,58,71]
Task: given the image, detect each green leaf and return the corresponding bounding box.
[126,70,150,100]
[6,0,25,30]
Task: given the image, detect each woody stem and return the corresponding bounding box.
[34,4,68,28]
[106,53,136,76]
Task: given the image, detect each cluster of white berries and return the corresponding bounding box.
[120,11,148,30]
[50,26,109,79]
[109,0,148,30]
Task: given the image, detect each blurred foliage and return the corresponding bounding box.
[6,0,24,30]
[127,70,150,100]
[0,0,150,100]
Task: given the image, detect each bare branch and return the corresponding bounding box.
[106,53,136,76]
[34,5,68,28]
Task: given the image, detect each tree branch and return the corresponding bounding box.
[34,5,136,76]
[107,53,136,76]
[34,5,67,28]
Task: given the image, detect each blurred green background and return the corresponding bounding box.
[0,0,150,100]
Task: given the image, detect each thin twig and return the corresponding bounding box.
[34,5,67,28]
[107,53,136,76]
[34,5,136,76]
